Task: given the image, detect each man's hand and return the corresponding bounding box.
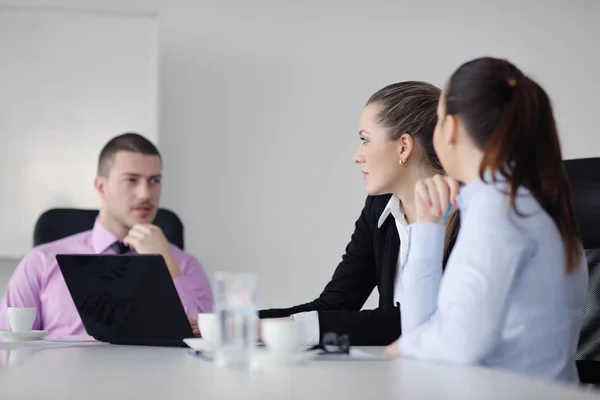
[124,224,171,256]
[124,224,182,279]
[189,317,200,336]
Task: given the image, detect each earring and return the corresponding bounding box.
[399,159,407,166]
[448,143,454,149]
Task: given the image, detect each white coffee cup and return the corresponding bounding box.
[197,313,218,348]
[262,318,304,355]
[7,307,36,333]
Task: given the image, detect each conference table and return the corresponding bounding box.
[0,341,597,399]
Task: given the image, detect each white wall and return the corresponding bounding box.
[0,6,158,257]
[0,0,599,310]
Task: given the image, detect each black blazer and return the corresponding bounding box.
[259,194,403,345]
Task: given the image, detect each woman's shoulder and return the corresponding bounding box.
[465,180,549,241]
[366,193,394,213]
[360,193,394,223]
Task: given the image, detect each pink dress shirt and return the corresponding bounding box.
[0,220,213,337]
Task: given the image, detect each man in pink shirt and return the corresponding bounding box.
[0,133,213,337]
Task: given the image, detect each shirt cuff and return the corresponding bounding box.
[406,223,445,262]
[293,311,320,346]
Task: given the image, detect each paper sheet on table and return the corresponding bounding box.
[314,348,391,361]
[43,335,101,344]
[0,336,105,349]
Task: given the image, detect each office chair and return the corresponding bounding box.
[33,208,185,250]
[565,158,600,385]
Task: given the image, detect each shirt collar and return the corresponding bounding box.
[91,219,121,254]
[378,195,407,228]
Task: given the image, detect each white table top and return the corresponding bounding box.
[0,341,597,399]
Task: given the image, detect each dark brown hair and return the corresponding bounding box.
[367,82,460,265]
[445,57,582,272]
[98,132,161,176]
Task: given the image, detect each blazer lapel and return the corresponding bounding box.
[377,216,400,306]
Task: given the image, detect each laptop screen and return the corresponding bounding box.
[56,254,193,346]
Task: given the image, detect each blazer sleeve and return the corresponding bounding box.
[259,195,400,346]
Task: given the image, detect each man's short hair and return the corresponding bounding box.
[97,132,161,176]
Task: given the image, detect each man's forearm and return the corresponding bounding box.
[164,254,183,280]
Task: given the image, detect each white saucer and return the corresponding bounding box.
[183,338,215,352]
[0,330,48,342]
[255,350,316,367]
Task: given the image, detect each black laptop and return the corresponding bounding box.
[56,254,194,347]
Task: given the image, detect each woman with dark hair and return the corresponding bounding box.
[386,57,587,383]
[259,81,459,346]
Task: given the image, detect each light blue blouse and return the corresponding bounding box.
[398,176,588,383]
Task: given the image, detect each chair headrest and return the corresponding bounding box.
[564,157,600,249]
[33,207,185,249]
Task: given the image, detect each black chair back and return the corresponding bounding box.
[565,157,600,384]
[33,208,185,250]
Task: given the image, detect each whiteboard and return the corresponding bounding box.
[0,8,158,257]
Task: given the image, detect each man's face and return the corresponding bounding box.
[96,151,162,230]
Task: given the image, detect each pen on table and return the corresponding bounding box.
[189,350,213,361]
